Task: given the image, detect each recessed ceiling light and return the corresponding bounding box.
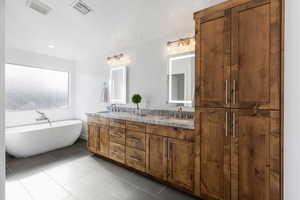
[48,44,55,49]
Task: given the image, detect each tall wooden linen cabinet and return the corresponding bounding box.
[193,0,283,200]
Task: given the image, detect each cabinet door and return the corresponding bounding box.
[168,138,194,192]
[146,134,168,181]
[231,110,280,200]
[98,127,109,156]
[198,109,231,200]
[87,124,98,153]
[195,9,231,108]
[231,0,281,110]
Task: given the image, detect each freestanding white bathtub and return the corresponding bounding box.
[6,120,83,158]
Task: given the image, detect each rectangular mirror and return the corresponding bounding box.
[110,66,127,104]
[168,54,195,105]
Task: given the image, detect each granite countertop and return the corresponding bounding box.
[86,111,195,130]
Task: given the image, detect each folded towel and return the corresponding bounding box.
[100,82,109,103]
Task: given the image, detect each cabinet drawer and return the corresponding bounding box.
[88,117,109,126]
[126,130,146,151]
[109,127,125,145]
[126,121,146,132]
[146,124,195,142]
[109,143,125,164]
[126,147,146,172]
[110,119,126,129]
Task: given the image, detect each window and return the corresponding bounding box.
[6,64,69,111]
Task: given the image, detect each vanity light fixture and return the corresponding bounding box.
[167,37,195,55]
[107,53,131,67]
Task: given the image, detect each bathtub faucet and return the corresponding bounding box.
[36,110,52,126]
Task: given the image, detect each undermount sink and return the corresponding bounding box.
[96,111,111,114]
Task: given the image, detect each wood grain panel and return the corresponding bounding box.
[98,127,109,156]
[126,147,146,172]
[146,134,168,181]
[146,124,195,142]
[110,119,126,129]
[109,142,125,164]
[126,121,146,132]
[194,0,251,19]
[87,124,98,153]
[196,10,231,108]
[198,108,231,200]
[126,130,146,151]
[231,109,278,200]
[231,0,280,110]
[168,138,194,192]
[109,127,125,145]
[88,117,109,126]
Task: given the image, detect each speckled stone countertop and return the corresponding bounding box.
[86,111,195,130]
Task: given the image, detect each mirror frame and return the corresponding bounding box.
[109,66,127,104]
[168,53,195,105]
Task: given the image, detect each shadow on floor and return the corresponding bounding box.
[6,139,199,200]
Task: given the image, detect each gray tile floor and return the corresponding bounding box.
[6,139,199,200]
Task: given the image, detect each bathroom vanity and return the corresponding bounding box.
[86,112,196,194]
[86,0,284,199]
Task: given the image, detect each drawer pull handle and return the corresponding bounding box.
[128,136,141,143]
[127,125,142,129]
[111,150,119,155]
[111,133,122,138]
[233,80,236,104]
[225,80,228,105]
[129,156,141,162]
[225,112,228,137]
[232,113,236,138]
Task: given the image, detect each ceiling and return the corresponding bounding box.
[6,0,224,61]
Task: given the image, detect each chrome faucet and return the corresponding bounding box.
[36,110,52,126]
[111,104,119,112]
[177,106,183,119]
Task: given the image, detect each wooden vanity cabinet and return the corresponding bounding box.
[194,0,283,199]
[197,109,231,200]
[231,110,280,200]
[87,117,196,195]
[146,133,195,192]
[195,0,281,110]
[197,109,280,200]
[110,142,125,164]
[97,126,109,157]
[126,147,146,172]
[230,0,281,110]
[87,124,98,153]
[195,9,231,109]
[87,117,110,155]
[167,138,194,192]
[146,134,168,181]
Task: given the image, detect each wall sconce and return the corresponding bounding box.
[167,37,196,55]
[107,53,131,67]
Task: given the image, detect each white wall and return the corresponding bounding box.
[75,35,193,137]
[75,0,227,137]
[0,0,4,199]
[284,1,300,200]
[5,48,77,127]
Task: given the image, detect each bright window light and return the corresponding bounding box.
[5,64,69,111]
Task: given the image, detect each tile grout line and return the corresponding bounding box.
[17,178,36,200]
[43,169,79,200]
[118,173,164,200]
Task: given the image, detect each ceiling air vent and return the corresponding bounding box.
[72,0,93,15]
[26,0,52,15]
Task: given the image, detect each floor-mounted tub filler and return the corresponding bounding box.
[5,120,82,158]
